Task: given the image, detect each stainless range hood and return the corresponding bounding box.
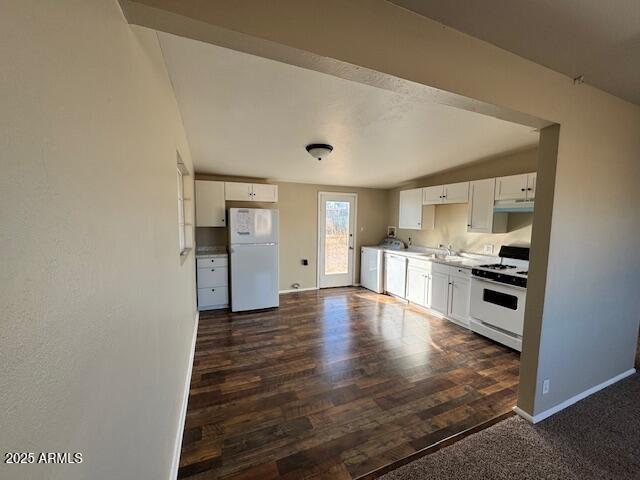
[493,200,535,213]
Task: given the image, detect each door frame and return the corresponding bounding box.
[316,191,358,289]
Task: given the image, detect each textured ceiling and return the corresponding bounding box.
[158,32,538,188]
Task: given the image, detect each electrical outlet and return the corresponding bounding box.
[542,379,550,395]
[484,244,494,255]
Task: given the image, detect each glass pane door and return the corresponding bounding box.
[324,201,350,275]
[319,193,356,288]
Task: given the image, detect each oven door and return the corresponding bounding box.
[470,278,526,336]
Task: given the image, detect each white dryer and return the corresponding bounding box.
[360,237,406,293]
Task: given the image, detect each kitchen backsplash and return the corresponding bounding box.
[394,203,532,254]
[196,227,228,247]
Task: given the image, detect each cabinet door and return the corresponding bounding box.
[468,178,497,233]
[429,271,449,314]
[526,172,536,200]
[399,188,423,229]
[252,183,278,202]
[448,276,471,326]
[406,266,426,306]
[422,185,443,205]
[195,180,226,227]
[495,174,528,201]
[225,182,253,201]
[442,182,469,204]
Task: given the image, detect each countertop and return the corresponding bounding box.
[195,246,228,257]
[378,248,487,270]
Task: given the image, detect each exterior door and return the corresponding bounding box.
[318,192,356,288]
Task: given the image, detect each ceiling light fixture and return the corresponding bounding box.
[305,143,333,161]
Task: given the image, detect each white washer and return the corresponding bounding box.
[360,237,405,293]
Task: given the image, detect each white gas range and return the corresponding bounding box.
[469,246,529,351]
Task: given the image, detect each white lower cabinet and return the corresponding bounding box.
[406,261,429,306]
[404,260,472,328]
[448,269,471,327]
[197,254,229,310]
[429,270,450,315]
[406,266,426,305]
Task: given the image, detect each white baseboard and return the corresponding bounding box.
[513,367,636,424]
[279,286,319,294]
[170,312,199,480]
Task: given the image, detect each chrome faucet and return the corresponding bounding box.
[439,244,453,256]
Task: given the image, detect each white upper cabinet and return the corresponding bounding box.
[526,172,536,200]
[224,182,253,201]
[422,185,444,205]
[494,173,529,201]
[251,183,278,202]
[423,182,469,205]
[442,181,469,204]
[468,178,507,233]
[224,182,278,202]
[399,188,424,229]
[195,180,226,227]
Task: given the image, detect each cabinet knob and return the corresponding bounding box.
[527,188,533,191]
[211,268,215,272]
[211,288,215,292]
[521,188,526,192]
[467,224,471,227]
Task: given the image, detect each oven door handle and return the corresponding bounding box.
[471,276,526,291]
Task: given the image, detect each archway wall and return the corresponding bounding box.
[122,0,640,417]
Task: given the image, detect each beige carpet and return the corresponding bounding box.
[381,373,640,480]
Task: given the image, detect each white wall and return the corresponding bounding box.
[121,0,640,418]
[0,1,196,479]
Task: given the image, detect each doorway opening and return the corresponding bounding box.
[318,192,357,288]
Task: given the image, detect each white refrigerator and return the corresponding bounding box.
[229,208,279,312]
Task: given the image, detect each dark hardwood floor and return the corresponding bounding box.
[178,287,520,479]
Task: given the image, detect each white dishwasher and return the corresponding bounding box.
[384,253,407,298]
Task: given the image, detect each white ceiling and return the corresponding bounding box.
[390,0,640,105]
[158,32,538,189]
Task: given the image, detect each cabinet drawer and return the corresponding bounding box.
[197,266,228,287]
[450,266,471,280]
[196,256,228,268]
[407,258,431,271]
[432,262,451,275]
[198,286,228,308]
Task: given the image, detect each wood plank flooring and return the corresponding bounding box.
[178,287,520,479]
